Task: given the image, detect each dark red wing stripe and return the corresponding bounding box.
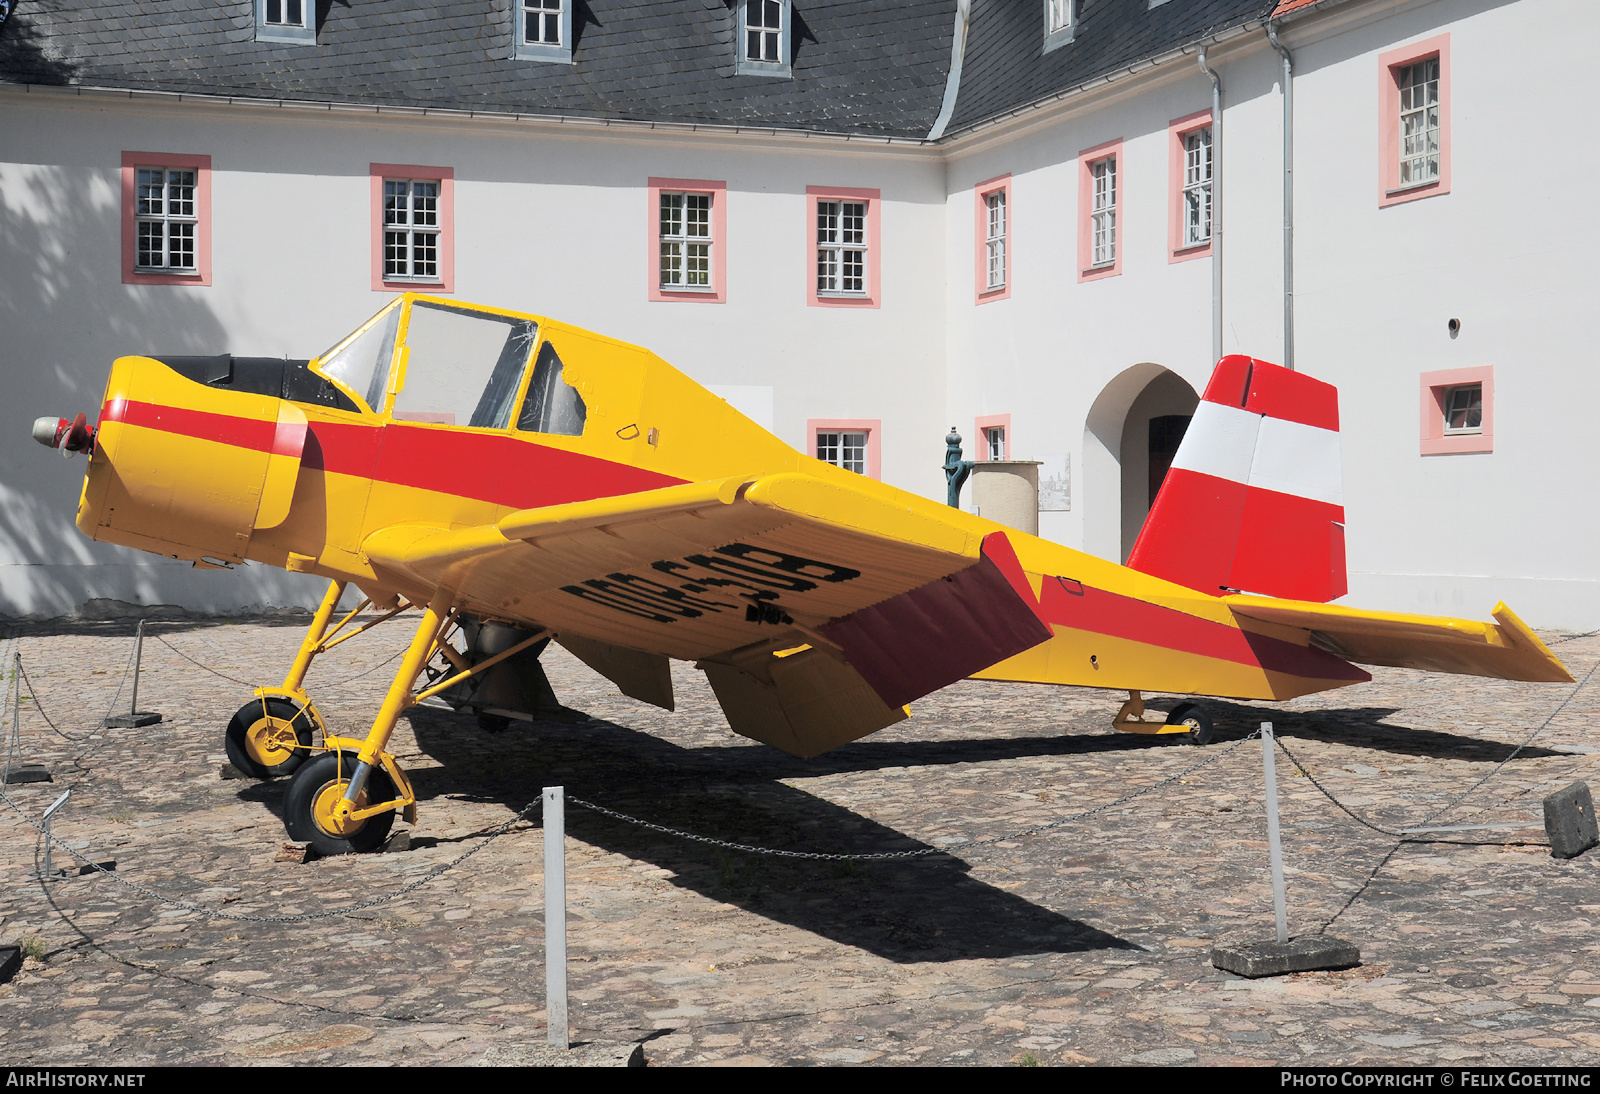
[105,400,686,511]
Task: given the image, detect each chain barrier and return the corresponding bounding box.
[569,730,1262,862]
[151,631,407,690]
[14,640,137,744]
[1273,653,1600,841]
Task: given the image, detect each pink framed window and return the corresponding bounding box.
[808,419,881,479]
[806,186,881,308]
[122,152,212,286]
[974,174,1011,304]
[1379,34,1450,207]
[1077,139,1123,281]
[371,163,454,293]
[1420,365,1492,455]
[1167,110,1213,262]
[974,413,1011,461]
[648,177,727,303]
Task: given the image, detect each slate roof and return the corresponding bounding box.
[948,0,1277,135]
[0,0,1287,142]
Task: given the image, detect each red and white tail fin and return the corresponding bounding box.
[1127,355,1347,603]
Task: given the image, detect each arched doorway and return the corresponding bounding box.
[1082,364,1200,564]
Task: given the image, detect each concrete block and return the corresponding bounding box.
[1544,781,1599,859]
[1211,936,1360,979]
[219,763,248,780]
[105,711,162,728]
[477,1041,646,1067]
[0,946,21,985]
[2,764,51,784]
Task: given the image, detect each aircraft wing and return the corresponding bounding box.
[361,474,1052,757]
[1225,595,1574,683]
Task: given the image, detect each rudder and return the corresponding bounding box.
[1127,355,1347,603]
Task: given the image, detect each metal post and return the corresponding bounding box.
[544,785,568,1050]
[128,619,143,717]
[106,620,160,728]
[36,789,71,881]
[1261,722,1289,943]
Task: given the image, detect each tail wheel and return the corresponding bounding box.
[284,751,397,855]
[1166,702,1214,745]
[225,697,315,779]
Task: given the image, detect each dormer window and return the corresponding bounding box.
[1044,0,1075,53]
[255,0,315,44]
[738,0,791,78]
[516,0,573,63]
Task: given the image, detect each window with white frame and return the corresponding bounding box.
[265,0,305,27]
[1443,383,1483,434]
[1182,127,1213,247]
[523,0,562,45]
[383,179,441,282]
[255,0,314,43]
[816,199,867,296]
[738,0,790,76]
[1090,156,1117,268]
[817,430,869,474]
[985,426,1007,461]
[1397,56,1441,188]
[134,167,198,273]
[659,191,714,291]
[985,190,1007,291]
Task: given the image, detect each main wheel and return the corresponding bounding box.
[1166,701,1214,745]
[283,751,397,855]
[225,697,315,779]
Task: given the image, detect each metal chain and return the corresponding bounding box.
[150,632,258,688]
[568,730,1261,862]
[151,631,407,689]
[1273,653,1600,840]
[14,640,136,744]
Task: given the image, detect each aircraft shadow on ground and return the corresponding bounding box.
[1186,699,1566,761]
[402,708,1136,965]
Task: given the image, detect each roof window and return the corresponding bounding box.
[515,0,574,63]
[738,0,792,78]
[1044,0,1076,53]
[255,0,316,45]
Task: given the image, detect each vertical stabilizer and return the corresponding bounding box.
[1127,355,1346,602]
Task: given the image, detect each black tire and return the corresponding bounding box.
[224,697,315,779]
[283,751,397,856]
[1166,701,1214,745]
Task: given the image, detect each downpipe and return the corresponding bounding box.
[1267,22,1295,371]
[1197,46,1223,365]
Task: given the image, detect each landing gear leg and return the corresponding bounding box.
[1112,691,1212,744]
[223,580,346,779]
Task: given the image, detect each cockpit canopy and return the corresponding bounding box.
[313,296,585,436]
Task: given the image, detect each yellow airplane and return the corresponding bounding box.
[34,294,1571,855]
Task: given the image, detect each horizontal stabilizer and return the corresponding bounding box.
[1227,597,1573,683]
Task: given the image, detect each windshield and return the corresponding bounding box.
[315,301,402,412]
[392,301,539,429]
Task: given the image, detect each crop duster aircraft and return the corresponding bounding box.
[34,294,1572,855]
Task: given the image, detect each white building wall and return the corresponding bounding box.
[938,0,1600,628]
[3,0,1595,627]
[0,94,947,617]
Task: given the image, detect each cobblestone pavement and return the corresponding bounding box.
[2,614,1599,1067]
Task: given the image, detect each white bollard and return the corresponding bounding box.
[1260,722,1289,943]
[544,785,568,1050]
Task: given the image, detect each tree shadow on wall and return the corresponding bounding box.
[0,159,325,618]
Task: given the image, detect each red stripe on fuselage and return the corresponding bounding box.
[1037,576,1368,683]
[104,400,686,510]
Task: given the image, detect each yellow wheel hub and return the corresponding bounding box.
[311,776,368,838]
[244,714,301,767]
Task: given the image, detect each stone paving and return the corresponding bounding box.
[1,613,1599,1067]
